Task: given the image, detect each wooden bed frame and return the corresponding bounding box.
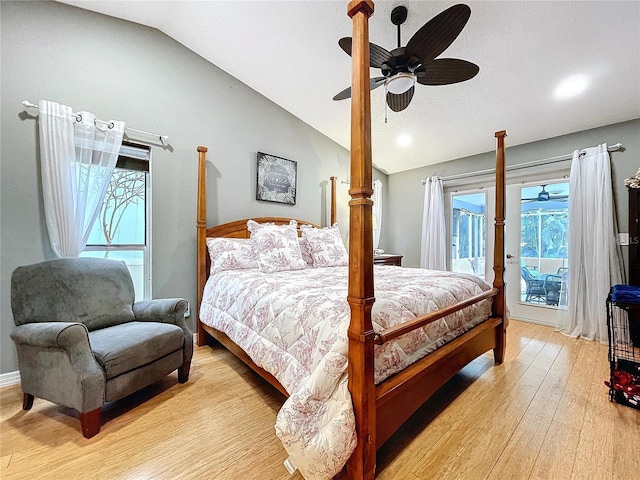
[195,2,506,478]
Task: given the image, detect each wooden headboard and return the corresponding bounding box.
[206,217,320,238]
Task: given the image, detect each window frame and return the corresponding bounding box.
[82,141,151,300]
[448,188,489,279]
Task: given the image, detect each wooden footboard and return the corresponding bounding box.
[375,317,502,448]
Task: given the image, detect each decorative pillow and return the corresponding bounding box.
[247,219,307,273]
[301,224,349,268]
[206,237,258,275]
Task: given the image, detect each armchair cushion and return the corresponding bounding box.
[89,322,184,379]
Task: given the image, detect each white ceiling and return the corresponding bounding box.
[59,1,640,174]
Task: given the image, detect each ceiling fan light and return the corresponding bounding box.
[386,73,416,95]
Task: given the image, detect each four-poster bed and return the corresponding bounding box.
[195,2,506,478]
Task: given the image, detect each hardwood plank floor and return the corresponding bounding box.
[1,320,637,479]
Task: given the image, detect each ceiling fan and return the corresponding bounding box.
[333,3,479,113]
[522,185,569,203]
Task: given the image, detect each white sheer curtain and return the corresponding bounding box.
[565,143,624,342]
[420,176,446,270]
[39,100,125,257]
[372,179,383,250]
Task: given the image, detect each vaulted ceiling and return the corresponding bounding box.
[59,1,640,174]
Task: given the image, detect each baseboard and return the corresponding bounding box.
[510,316,564,330]
[0,370,21,388]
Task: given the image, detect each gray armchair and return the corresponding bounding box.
[10,257,193,438]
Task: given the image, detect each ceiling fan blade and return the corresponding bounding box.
[416,59,479,85]
[338,37,395,69]
[522,195,569,203]
[333,77,386,101]
[386,86,414,112]
[405,4,471,63]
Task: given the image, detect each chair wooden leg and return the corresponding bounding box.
[178,360,191,383]
[79,408,101,439]
[22,393,34,410]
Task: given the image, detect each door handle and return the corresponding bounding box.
[506,254,514,259]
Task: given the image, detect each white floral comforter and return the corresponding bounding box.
[200,266,492,479]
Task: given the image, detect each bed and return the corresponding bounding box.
[195,2,507,479]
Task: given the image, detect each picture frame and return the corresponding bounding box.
[256,152,297,205]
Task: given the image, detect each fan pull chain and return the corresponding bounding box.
[384,84,388,124]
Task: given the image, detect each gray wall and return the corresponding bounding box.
[0,1,389,374]
[388,119,640,268]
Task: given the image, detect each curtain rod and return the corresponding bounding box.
[21,100,169,145]
[421,142,623,184]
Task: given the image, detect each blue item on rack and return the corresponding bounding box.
[611,284,640,304]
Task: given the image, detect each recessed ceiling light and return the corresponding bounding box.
[397,133,413,147]
[554,74,590,99]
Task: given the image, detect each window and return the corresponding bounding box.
[451,192,487,277]
[81,143,151,301]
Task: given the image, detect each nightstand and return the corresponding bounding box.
[373,254,403,266]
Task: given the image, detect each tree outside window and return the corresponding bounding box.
[81,146,150,301]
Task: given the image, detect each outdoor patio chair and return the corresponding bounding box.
[521,266,546,303]
[544,274,563,305]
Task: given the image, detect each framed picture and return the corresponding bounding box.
[256,152,297,205]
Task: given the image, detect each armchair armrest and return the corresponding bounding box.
[132,298,188,326]
[10,322,105,412]
[11,322,90,349]
[133,298,193,365]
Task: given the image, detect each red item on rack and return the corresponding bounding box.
[605,368,640,406]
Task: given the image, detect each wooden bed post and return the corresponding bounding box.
[330,176,337,225]
[196,146,208,347]
[492,131,507,363]
[346,1,376,479]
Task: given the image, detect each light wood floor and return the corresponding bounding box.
[1,320,638,479]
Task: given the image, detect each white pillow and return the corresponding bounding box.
[247,219,307,273]
[301,224,349,268]
[206,237,258,275]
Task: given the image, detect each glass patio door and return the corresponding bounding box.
[505,180,570,328]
